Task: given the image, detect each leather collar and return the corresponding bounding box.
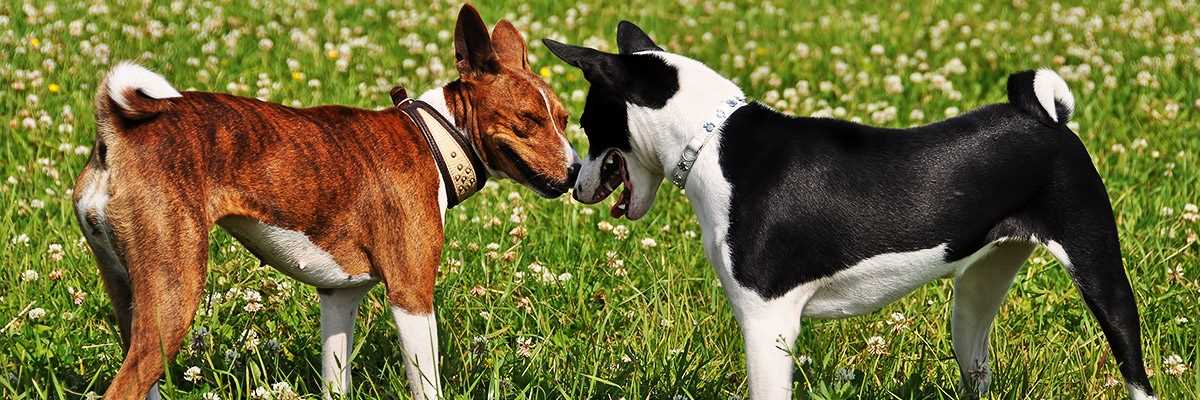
[392,87,487,208]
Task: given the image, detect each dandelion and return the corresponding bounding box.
[27,307,46,321]
[48,83,59,93]
[539,66,551,78]
[1163,354,1188,376]
[184,366,202,382]
[640,237,658,248]
[21,269,39,282]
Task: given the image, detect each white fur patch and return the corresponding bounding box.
[1044,239,1073,269]
[106,62,182,113]
[1031,69,1074,122]
[218,217,376,289]
[74,169,127,279]
[319,286,371,397]
[391,308,441,400]
[1128,384,1157,400]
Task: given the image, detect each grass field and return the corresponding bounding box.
[2,0,1198,398]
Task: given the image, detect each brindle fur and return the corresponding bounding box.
[72,6,571,399]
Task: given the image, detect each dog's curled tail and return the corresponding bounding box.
[1007,69,1074,127]
[95,63,181,134]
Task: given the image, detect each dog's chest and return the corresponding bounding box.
[219,216,377,288]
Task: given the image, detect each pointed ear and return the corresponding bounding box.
[542,39,626,90]
[454,4,499,75]
[616,21,662,54]
[491,20,529,70]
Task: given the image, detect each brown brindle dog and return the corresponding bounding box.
[72,5,577,400]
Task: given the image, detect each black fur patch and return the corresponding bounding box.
[719,103,1064,298]
[543,39,679,157]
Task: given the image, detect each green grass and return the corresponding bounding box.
[2,0,1198,398]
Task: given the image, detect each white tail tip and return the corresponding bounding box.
[106,62,181,112]
[1031,69,1074,123]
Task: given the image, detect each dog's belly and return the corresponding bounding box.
[802,243,995,318]
[219,216,377,289]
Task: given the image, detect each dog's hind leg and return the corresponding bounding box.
[318,285,373,399]
[1030,145,1155,399]
[951,240,1034,397]
[101,203,209,400]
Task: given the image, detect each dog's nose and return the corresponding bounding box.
[567,162,581,184]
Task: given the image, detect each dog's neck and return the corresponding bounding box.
[418,83,505,179]
[630,53,744,192]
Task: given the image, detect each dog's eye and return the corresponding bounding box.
[521,112,545,126]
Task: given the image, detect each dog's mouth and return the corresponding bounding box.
[501,145,571,198]
[593,151,633,218]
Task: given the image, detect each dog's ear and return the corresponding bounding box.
[616,21,662,54]
[542,39,626,89]
[454,4,499,75]
[491,20,529,70]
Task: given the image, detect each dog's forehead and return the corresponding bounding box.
[576,52,681,157]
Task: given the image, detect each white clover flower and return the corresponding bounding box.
[834,367,856,381]
[27,307,46,320]
[21,269,39,282]
[796,355,813,366]
[184,366,202,382]
[272,382,298,400]
[883,75,903,95]
[516,336,535,358]
[1163,354,1188,376]
[640,238,658,248]
[557,272,572,282]
[47,243,64,262]
[944,107,960,117]
[612,225,630,240]
[865,336,888,355]
[250,386,270,400]
[202,393,220,400]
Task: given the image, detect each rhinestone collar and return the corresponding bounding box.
[669,96,747,189]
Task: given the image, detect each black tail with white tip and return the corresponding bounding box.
[1007,69,1074,127]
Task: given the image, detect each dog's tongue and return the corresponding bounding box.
[610,188,630,218]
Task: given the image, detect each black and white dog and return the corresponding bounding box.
[544,22,1154,399]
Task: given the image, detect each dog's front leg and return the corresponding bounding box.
[392,307,440,399]
[319,285,373,398]
[737,299,806,400]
